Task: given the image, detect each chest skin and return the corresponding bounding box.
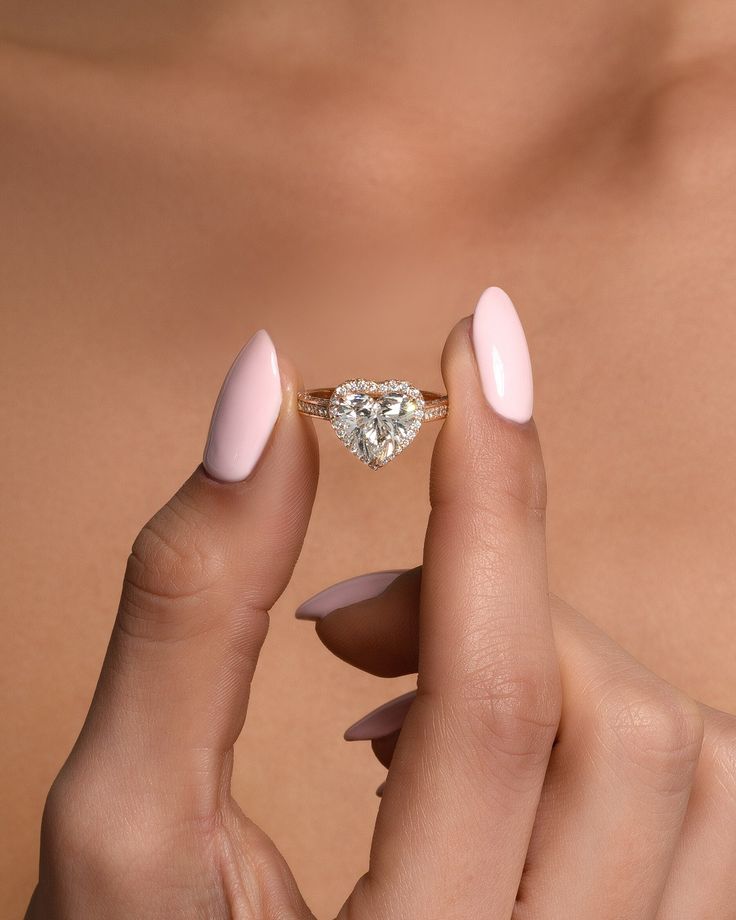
[2,2,736,914]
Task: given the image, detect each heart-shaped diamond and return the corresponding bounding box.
[328,379,425,469]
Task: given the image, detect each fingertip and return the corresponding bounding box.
[439,314,474,399]
[296,569,406,621]
[202,329,282,483]
[343,691,417,741]
[311,568,421,678]
[440,287,535,427]
[430,292,545,514]
[471,286,534,424]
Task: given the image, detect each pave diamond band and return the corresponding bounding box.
[297,380,448,469]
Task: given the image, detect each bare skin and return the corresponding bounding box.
[2,0,736,915]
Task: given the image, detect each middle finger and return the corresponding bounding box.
[314,581,705,919]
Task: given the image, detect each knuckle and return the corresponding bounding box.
[42,767,188,884]
[119,497,226,639]
[41,773,76,848]
[457,655,561,768]
[130,498,220,598]
[702,712,736,808]
[41,769,109,867]
[593,674,703,785]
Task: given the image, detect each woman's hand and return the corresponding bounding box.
[314,584,736,917]
[307,300,736,918]
[26,331,322,919]
[27,291,736,919]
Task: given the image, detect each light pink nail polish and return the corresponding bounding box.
[203,330,282,482]
[344,690,417,741]
[295,570,407,621]
[472,287,533,423]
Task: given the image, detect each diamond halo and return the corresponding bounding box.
[328,379,425,470]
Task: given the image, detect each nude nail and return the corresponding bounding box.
[295,570,407,621]
[344,690,417,741]
[472,287,533,423]
[203,330,282,482]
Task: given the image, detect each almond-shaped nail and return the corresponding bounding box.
[203,330,282,482]
[472,286,533,423]
[344,690,417,741]
[295,570,406,621]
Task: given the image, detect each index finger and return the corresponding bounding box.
[343,289,560,920]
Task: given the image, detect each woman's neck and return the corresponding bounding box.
[3,0,734,74]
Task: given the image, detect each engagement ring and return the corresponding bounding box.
[297,379,448,470]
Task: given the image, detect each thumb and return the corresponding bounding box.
[71,329,318,808]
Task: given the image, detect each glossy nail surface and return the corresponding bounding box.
[203,330,282,482]
[472,286,533,423]
[295,569,406,621]
[344,690,417,741]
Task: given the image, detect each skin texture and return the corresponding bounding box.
[2,0,736,915]
[20,318,736,918]
[317,575,736,918]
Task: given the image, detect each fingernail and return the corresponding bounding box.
[472,286,533,423]
[375,781,386,797]
[203,330,282,482]
[344,690,417,741]
[295,569,406,621]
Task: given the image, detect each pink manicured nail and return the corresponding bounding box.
[203,330,282,482]
[344,690,417,741]
[295,570,406,621]
[472,287,533,423]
